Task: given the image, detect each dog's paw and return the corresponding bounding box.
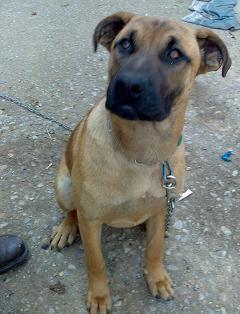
[144,266,174,300]
[50,214,78,249]
[87,287,112,314]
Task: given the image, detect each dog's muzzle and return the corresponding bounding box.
[106,62,172,121]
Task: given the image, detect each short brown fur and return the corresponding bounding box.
[51,12,231,314]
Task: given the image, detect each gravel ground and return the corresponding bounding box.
[0,1,239,313]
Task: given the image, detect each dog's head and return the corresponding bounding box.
[94,12,231,121]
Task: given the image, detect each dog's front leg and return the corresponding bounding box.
[77,210,111,314]
[144,210,174,300]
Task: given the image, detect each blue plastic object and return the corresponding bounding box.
[221,151,233,162]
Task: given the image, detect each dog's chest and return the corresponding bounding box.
[80,162,166,227]
[114,164,165,204]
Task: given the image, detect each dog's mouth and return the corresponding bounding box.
[113,104,138,120]
[105,98,171,122]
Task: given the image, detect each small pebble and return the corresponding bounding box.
[114,300,123,307]
[0,222,8,229]
[0,165,7,171]
[49,281,65,295]
[167,265,178,271]
[173,220,183,230]
[232,170,238,177]
[221,307,226,314]
[220,226,232,236]
[41,238,50,250]
[215,250,227,258]
[124,247,131,254]
[68,264,76,270]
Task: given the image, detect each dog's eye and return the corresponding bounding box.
[164,47,190,65]
[168,48,183,62]
[118,38,135,54]
[120,38,132,50]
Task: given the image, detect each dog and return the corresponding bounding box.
[50,12,231,314]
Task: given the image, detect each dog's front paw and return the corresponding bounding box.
[50,212,78,249]
[144,265,174,300]
[87,286,112,314]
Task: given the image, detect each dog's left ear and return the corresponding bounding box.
[93,11,135,52]
[196,28,232,77]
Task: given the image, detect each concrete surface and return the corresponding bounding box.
[0,1,239,313]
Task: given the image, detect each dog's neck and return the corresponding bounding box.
[108,104,187,165]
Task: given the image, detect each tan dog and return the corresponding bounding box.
[50,12,231,314]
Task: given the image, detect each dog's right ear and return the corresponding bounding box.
[93,12,135,52]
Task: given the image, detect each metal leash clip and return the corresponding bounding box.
[162,161,177,232]
[162,161,177,190]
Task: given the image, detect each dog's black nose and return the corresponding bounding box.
[115,74,145,100]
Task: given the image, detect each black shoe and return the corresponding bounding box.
[0,235,29,274]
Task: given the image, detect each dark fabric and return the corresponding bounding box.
[182,0,240,30]
[0,235,26,266]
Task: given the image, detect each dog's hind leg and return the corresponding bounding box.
[50,158,78,249]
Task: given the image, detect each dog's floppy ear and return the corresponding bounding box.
[93,12,135,52]
[196,28,231,77]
